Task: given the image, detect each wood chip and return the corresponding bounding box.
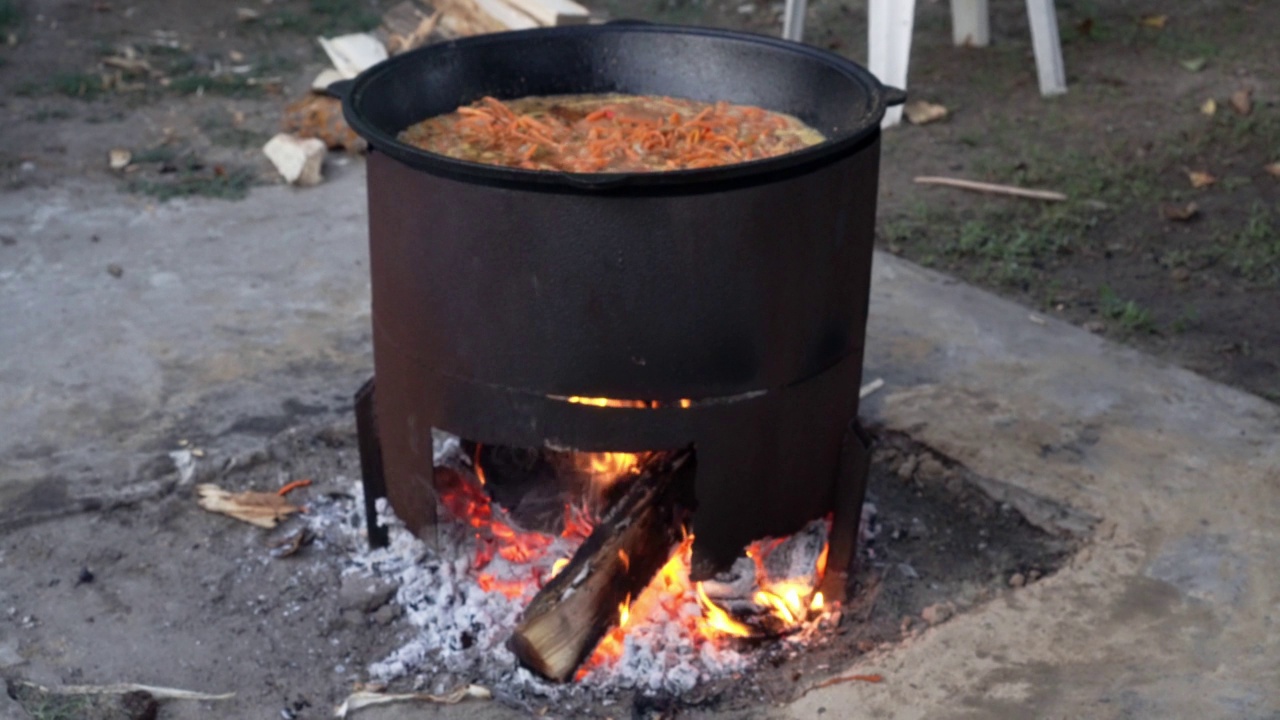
[334,686,491,718]
[1186,170,1216,189]
[1161,201,1199,221]
[914,176,1067,202]
[1230,88,1253,115]
[318,33,389,79]
[1266,162,1280,178]
[379,2,442,54]
[15,681,234,701]
[1199,98,1216,116]
[108,148,132,170]
[500,0,591,26]
[859,377,885,399]
[236,7,260,21]
[264,133,328,186]
[196,483,301,528]
[434,0,537,36]
[1139,14,1167,28]
[903,100,948,125]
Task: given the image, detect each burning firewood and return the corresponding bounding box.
[508,448,694,682]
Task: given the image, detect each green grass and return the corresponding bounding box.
[1099,285,1156,333]
[126,167,256,201]
[1228,203,1280,283]
[0,0,20,33]
[50,71,105,99]
[123,150,257,201]
[267,0,382,35]
[165,73,264,97]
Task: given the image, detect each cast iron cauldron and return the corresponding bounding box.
[341,24,902,578]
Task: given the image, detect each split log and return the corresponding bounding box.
[499,0,589,26]
[509,448,694,682]
[431,0,537,37]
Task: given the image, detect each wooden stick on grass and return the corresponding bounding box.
[914,176,1067,202]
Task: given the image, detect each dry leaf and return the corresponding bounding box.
[1230,88,1253,115]
[1266,162,1280,178]
[1199,98,1217,116]
[1161,201,1199,221]
[1186,170,1216,188]
[335,686,491,718]
[196,484,300,528]
[903,100,948,125]
[1139,14,1167,28]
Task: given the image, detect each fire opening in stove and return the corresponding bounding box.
[439,440,835,683]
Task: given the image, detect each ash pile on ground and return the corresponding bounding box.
[295,426,1087,716]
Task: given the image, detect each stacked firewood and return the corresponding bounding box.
[266,0,592,185]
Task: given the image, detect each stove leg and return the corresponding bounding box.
[355,377,390,549]
[818,420,872,604]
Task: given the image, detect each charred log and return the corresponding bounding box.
[508,448,694,682]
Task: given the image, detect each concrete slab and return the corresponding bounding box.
[789,259,1280,718]
[0,167,372,527]
[1,164,1276,717]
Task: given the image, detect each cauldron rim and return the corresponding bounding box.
[340,23,902,194]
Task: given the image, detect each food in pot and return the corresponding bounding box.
[398,93,826,172]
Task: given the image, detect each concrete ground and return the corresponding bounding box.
[1,159,1277,718]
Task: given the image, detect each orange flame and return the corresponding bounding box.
[554,396,695,409]
[442,447,833,682]
[697,582,753,638]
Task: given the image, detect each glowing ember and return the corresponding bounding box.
[551,395,695,409]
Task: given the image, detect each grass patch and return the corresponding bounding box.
[1227,203,1280,284]
[165,74,264,97]
[0,0,20,33]
[124,152,257,202]
[1099,285,1156,333]
[266,0,382,35]
[50,71,106,99]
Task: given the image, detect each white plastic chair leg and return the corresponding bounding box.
[868,0,916,128]
[1025,0,1066,95]
[950,0,990,46]
[782,0,806,42]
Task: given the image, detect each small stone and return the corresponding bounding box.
[1028,569,1042,582]
[263,133,326,186]
[107,263,123,278]
[896,454,919,481]
[1170,267,1191,282]
[921,602,954,625]
[1009,572,1026,588]
[371,603,401,625]
[1082,321,1105,334]
[338,574,396,613]
[77,568,95,585]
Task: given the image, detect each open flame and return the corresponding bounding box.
[441,449,832,681]
[552,395,695,409]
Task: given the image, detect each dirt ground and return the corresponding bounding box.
[0,0,1274,717]
[0,419,1079,719]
